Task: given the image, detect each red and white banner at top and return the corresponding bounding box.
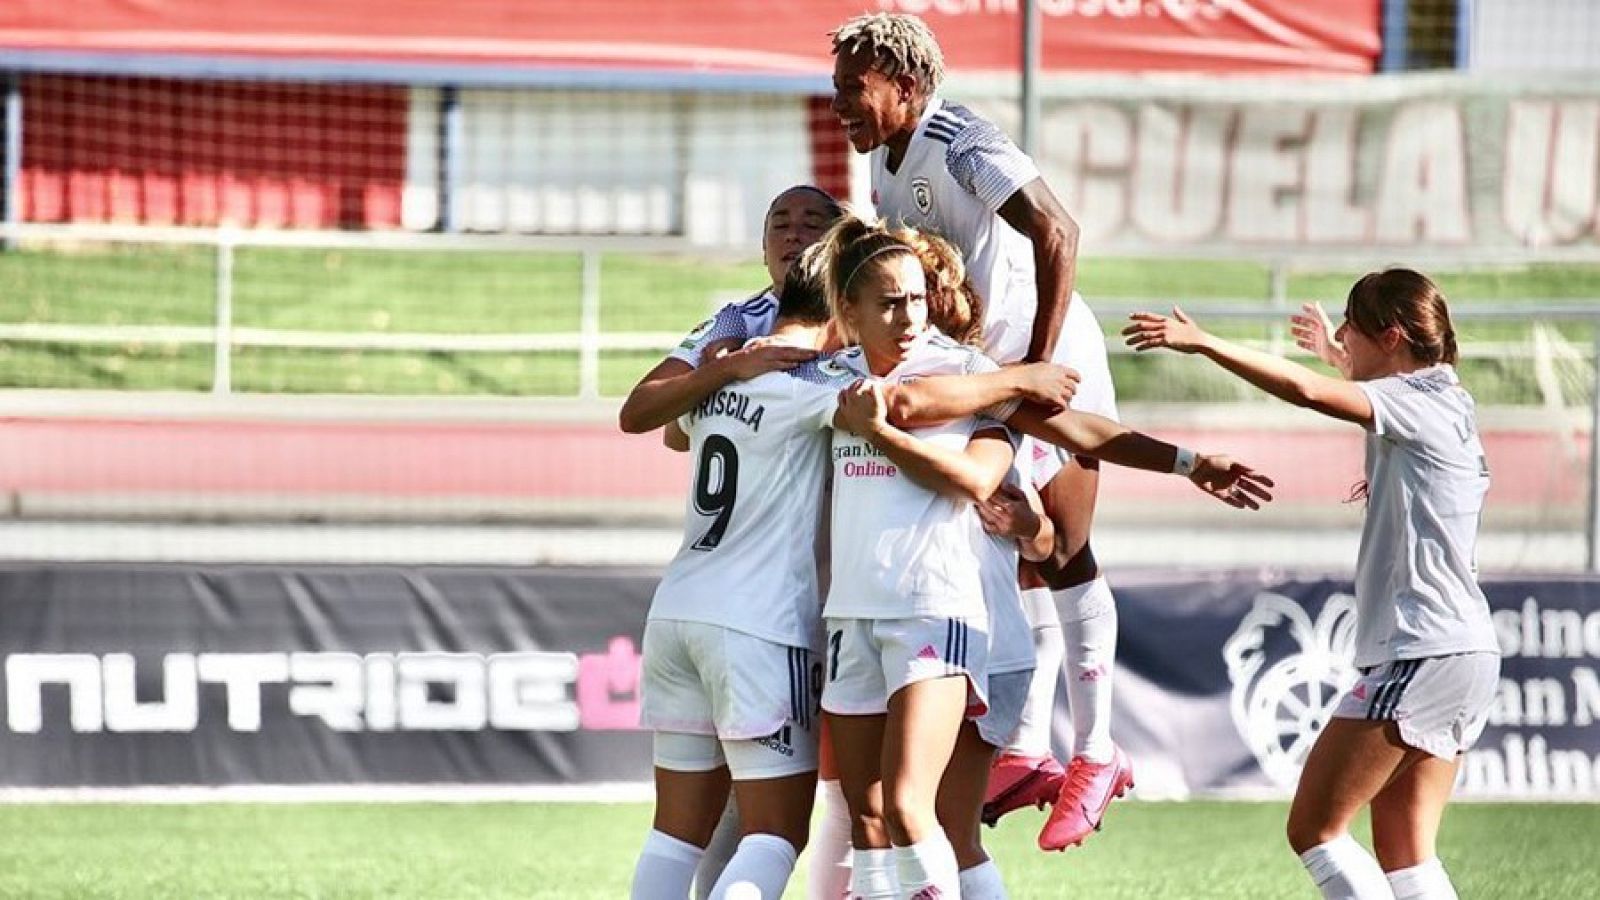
[0,0,1379,76]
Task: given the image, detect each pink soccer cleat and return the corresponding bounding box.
[1037,746,1134,851]
[980,752,1066,827]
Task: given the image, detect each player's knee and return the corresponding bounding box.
[1285,815,1341,856]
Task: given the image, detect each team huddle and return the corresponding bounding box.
[620,13,1499,900]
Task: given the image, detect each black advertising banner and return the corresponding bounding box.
[0,565,657,786]
[0,564,1595,798]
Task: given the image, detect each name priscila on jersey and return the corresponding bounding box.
[689,389,766,432]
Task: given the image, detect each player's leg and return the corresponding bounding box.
[944,669,1029,899]
[1370,756,1462,900]
[821,618,895,899]
[1367,651,1497,900]
[1287,715,1417,900]
[1035,297,1134,851]
[806,721,853,900]
[981,578,1066,827]
[705,638,822,900]
[882,674,969,898]
[632,737,732,900]
[694,800,741,900]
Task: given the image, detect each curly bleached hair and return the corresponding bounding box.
[831,13,945,95]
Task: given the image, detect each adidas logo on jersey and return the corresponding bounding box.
[916,645,940,660]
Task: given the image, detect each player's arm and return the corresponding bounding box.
[1005,403,1274,509]
[884,363,1078,428]
[618,345,814,434]
[998,179,1080,364]
[1123,307,1373,427]
[978,482,1054,562]
[663,420,690,453]
[836,380,1011,503]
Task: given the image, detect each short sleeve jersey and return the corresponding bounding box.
[648,358,855,648]
[870,98,1042,365]
[668,290,780,369]
[824,331,1014,622]
[1352,365,1499,667]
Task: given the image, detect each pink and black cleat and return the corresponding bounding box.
[1037,745,1134,851]
[980,752,1067,827]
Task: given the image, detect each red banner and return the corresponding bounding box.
[0,0,1378,76]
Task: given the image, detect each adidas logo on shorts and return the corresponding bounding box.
[755,725,794,757]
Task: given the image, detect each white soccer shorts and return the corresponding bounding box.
[1332,651,1500,759]
[974,668,1033,750]
[1026,294,1119,489]
[641,620,821,778]
[820,616,990,718]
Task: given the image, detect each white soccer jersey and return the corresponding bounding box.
[824,331,1015,621]
[649,358,855,648]
[668,290,780,369]
[979,466,1036,676]
[871,98,1042,365]
[1352,365,1499,667]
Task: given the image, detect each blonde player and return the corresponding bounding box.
[817,216,1018,900]
[1123,269,1500,900]
[830,13,1131,851]
[629,251,863,900]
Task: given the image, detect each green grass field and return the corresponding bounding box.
[0,799,1591,899]
[2,243,1598,401]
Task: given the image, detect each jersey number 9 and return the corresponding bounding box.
[691,434,739,551]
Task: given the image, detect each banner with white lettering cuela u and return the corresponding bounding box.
[958,77,1600,258]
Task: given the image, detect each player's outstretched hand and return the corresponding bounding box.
[976,483,1043,540]
[1188,454,1275,510]
[1012,362,1079,411]
[1123,307,1210,354]
[1290,301,1351,376]
[837,379,889,437]
[711,341,817,380]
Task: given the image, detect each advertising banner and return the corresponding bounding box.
[0,564,1595,799]
[0,1,1377,76]
[959,78,1600,255]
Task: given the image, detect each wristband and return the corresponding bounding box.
[1172,447,1199,477]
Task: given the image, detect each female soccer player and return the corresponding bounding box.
[629,250,863,900]
[829,13,1131,848]
[1123,269,1500,900]
[817,215,1018,899]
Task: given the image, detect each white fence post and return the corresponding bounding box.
[578,248,602,400]
[212,232,235,395]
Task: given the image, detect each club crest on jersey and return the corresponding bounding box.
[679,317,714,349]
[911,177,933,214]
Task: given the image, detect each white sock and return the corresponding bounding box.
[1006,588,1061,757]
[1298,834,1396,900]
[958,860,1009,899]
[807,780,853,900]
[848,848,898,900]
[1056,577,1117,763]
[632,829,706,900]
[695,798,741,900]
[1386,858,1458,900]
[893,834,960,899]
[708,833,798,900]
